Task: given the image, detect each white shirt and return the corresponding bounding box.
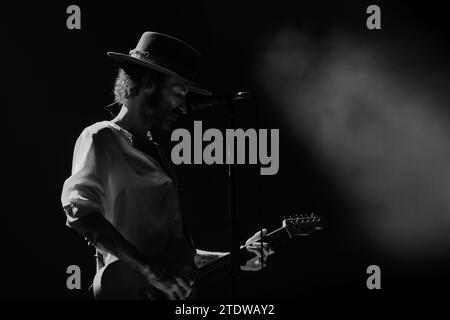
[61,121,194,269]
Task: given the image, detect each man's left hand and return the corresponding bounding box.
[241,229,275,271]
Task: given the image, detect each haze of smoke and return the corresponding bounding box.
[257,28,450,260]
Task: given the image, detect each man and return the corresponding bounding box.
[61,31,274,300]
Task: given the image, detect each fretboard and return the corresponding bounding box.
[188,226,292,283]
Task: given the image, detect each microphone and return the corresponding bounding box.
[187,91,252,111]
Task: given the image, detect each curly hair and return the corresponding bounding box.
[113,66,165,105]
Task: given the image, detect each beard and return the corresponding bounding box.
[142,85,173,130]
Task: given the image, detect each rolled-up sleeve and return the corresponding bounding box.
[61,128,108,227]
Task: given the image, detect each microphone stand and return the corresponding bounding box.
[188,91,251,299]
[226,96,239,299]
[224,92,251,299]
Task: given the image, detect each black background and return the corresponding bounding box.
[3,1,450,300]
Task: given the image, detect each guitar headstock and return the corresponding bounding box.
[282,213,323,237]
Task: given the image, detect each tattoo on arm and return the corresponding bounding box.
[68,212,150,275]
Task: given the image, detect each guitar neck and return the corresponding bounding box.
[188,226,292,283]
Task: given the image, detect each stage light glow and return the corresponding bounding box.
[256,28,450,260]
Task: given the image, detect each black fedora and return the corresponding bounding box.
[107,31,212,96]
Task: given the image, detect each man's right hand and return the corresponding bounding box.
[142,265,194,300]
[67,212,194,299]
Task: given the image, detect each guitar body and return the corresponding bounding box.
[93,260,168,300]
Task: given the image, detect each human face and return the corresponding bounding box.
[145,76,189,130]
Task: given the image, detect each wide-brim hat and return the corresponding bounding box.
[107,31,212,96]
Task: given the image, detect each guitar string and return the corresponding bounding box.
[188,230,288,281]
[188,231,287,281]
[187,218,319,280]
[188,219,320,280]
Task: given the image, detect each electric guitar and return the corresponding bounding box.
[93,214,323,300]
